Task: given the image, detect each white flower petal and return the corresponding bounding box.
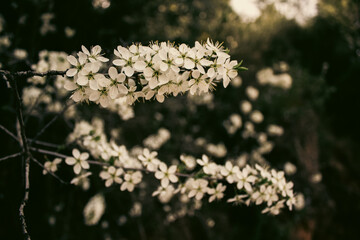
[65,157,76,165]
[134,61,146,71]
[108,67,118,79]
[99,96,109,108]
[184,59,195,69]
[123,67,134,77]
[73,164,81,174]
[100,171,111,179]
[105,179,113,187]
[66,68,78,77]
[72,149,80,158]
[77,76,88,86]
[161,178,169,187]
[89,91,100,101]
[67,55,78,66]
[113,59,124,66]
[169,175,178,183]
[81,45,90,55]
[64,81,77,91]
[156,94,164,103]
[80,152,89,161]
[81,160,90,169]
[117,84,128,95]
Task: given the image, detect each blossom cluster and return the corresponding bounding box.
[22,51,76,117]
[64,39,244,107]
[23,50,134,120]
[59,118,298,215]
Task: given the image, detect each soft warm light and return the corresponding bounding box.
[230,0,261,22]
[230,0,318,25]
[92,0,111,9]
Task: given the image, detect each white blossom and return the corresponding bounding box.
[138,148,160,171]
[99,166,123,187]
[221,161,240,183]
[155,163,178,187]
[196,155,217,175]
[70,172,92,190]
[236,167,257,192]
[120,171,142,192]
[43,158,62,175]
[188,179,209,200]
[180,154,196,170]
[81,45,109,63]
[65,148,90,174]
[152,185,176,203]
[208,183,226,202]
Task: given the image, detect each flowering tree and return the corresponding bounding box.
[0,39,302,240]
[2,0,360,238]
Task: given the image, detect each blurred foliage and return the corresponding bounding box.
[1,0,360,239]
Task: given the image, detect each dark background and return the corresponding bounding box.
[0,0,360,239]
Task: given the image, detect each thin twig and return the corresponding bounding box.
[29,101,75,145]
[0,123,20,144]
[7,74,31,155]
[30,147,68,159]
[30,156,68,184]
[0,151,23,162]
[29,139,62,149]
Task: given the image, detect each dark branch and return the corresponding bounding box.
[0,69,67,79]
[19,157,31,240]
[0,151,23,162]
[29,139,63,149]
[30,147,68,159]
[7,74,31,155]
[30,156,68,184]
[0,124,20,144]
[29,101,75,145]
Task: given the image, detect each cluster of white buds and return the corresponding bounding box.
[61,119,297,215]
[63,39,246,107]
[25,49,135,120]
